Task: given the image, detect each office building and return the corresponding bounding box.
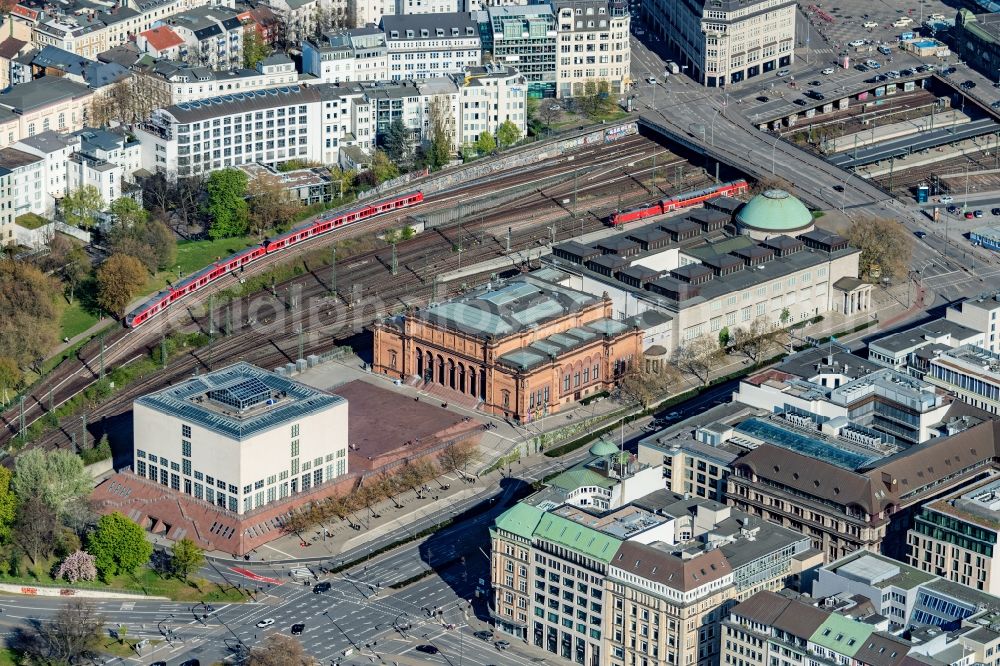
[552,0,630,98]
[908,475,1000,595]
[138,54,300,107]
[946,292,1000,355]
[372,273,645,422]
[132,362,349,515]
[0,77,94,141]
[491,451,816,666]
[382,13,482,80]
[644,0,795,87]
[926,345,1000,415]
[482,5,557,98]
[814,550,1000,631]
[868,318,983,377]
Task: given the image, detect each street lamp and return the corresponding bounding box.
[770,133,781,174]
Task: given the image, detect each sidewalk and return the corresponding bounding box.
[48,316,113,360]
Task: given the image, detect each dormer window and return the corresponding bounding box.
[405,29,413,37]
[390,30,398,37]
[435,28,443,36]
[420,28,428,37]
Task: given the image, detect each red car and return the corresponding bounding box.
[965,211,975,219]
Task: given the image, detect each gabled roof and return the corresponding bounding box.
[612,541,731,593]
[140,25,185,51]
[810,613,875,657]
[532,512,622,563]
[493,503,544,540]
[853,634,912,666]
[0,37,27,60]
[731,591,830,638]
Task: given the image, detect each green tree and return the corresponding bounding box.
[427,96,453,169]
[61,185,105,229]
[474,130,496,155]
[0,467,18,545]
[0,258,64,369]
[369,150,400,185]
[62,245,90,304]
[96,254,147,317]
[88,512,153,581]
[13,449,93,517]
[109,197,147,228]
[496,119,521,150]
[718,326,730,349]
[381,118,411,165]
[243,29,273,69]
[170,537,204,581]
[205,168,250,239]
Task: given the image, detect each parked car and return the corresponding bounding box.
[495,641,511,651]
[991,208,1000,215]
[849,39,866,47]
[878,45,893,55]
[416,645,440,654]
[975,209,985,218]
[794,98,809,106]
[947,205,959,214]
[961,80,976,89]
[822,67,835,75]
[475,631,495,641]
[291,624,306,635]
[256,619,276,628]
[809,80,822,86]
[940,195,954,204]
[864,20,879,27]
[965,211,976,219]
[777,68,790,76]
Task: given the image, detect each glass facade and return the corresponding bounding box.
[913,509,996,557]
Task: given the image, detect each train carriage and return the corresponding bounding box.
[610,180,749,225]
[124,190,425,328]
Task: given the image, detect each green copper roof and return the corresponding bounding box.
[532,513,623,563]
[736,189,813,232]
[589,440,619,456]
[549,467,618,493]
[809,614,874,656]
[493,502,544,540]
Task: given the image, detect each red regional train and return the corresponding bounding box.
[125,190,424,328]
[609,179,749,226]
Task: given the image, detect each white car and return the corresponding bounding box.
[863,20,879,28]
[777,69,790,77]
[849,39,866,47]
[940,196,954,204]
[256,619,276,628]
[929,13,945,20]
[893,17,913,27]
[821,67,835,75]
[646,76,657,84]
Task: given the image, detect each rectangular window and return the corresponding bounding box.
[182,459,191,476]
[291,424,300,438]
[182,424,191,438]
[136,461,146,476]
[182,440,191,457]
[291,440,300,457]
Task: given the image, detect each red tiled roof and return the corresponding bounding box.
[140,26,184,51]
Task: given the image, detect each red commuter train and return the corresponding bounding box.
[609,179,749,226]
[125,190,424,328]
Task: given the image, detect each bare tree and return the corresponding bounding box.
[15,495,58,566]
[847,216,913,281]
[730,318,777,365]
[617,360,681,409]
[16,600,105,665]
[438,442,480,479]
[248,634,317,665]
[672,335,723,386]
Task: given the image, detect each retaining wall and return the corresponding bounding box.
[0,581,167,599]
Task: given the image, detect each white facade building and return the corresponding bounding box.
[947,293,1000,354]
[382,13,481,80]
[302,26,389,84]
[0,147,45,218]
[161,5,245,70]
[13,131,78,216]
[455,64,526,146]
[132,362,349,515]
[553,0,630,98]
[140,54,300,106]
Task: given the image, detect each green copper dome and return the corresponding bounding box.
[589,440,619,457]
[736,189,813,233]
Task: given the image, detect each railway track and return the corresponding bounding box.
[2,135,700,450]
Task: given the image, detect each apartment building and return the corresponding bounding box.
[139,54,299,107]
[481,4,557,98]
[552,0,630,98]
[908,475,1000,596]
[0,147,44,218]
[163,5,245,70]
[947,292,1000,354]
[13,131,78,216]
[382,13,481,80]
[926,345,1000,415]
[302,26,390,83]
[814,550,1000,631]
[644,0,795,87]
[491,453,816,666]
[137,25,187,58]
[0,77,93,141]
[456,64,525,145]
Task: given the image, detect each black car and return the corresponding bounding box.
[313,582,332,593]
[809,80,822,86]
[417,645,440,654]
[794,98,809,106]
[915,231,927,239]
[291,623,306,635]
[475,631,495,641]
[833,184,845,192]
[992,208,1000,215]
[756,95,770,102]
[180,661,200,666]
[961,80,976,90]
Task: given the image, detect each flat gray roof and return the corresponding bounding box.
[134,362,344,440]
[0,77,90,113]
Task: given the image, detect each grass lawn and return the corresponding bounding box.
[97,637,163,659]
[0,559,244,603]
[15,212,48,230]
[59,300,101,340]
[0,649,17,666]
[176,235,257,275]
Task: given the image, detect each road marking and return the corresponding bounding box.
[120,602,135,611]
[260,541,296,559]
